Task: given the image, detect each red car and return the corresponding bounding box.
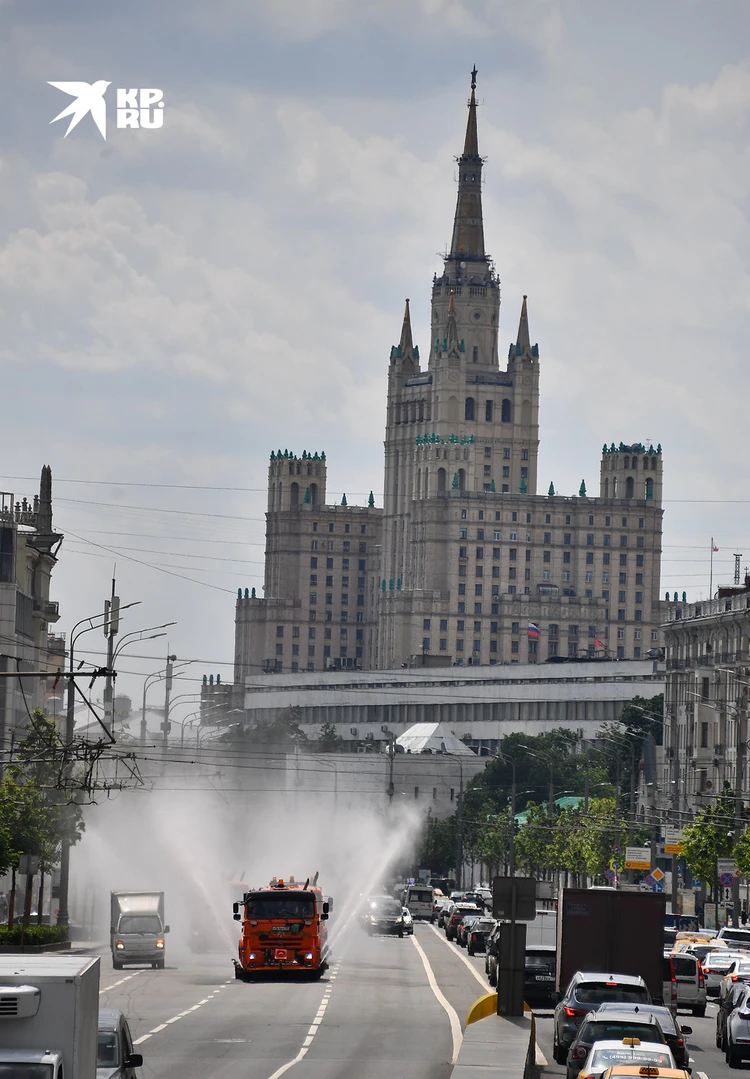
[445,903,481,942]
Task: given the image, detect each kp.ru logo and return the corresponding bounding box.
[48,81,164,140]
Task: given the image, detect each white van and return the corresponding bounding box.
[402,885,435,921]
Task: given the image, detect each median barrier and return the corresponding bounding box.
[452,995,537,1078]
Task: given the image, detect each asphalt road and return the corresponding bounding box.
[95,921,490,1079]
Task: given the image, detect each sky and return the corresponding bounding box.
[1,0,749,716]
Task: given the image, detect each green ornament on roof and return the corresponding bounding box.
[368,491,375,508]
[579,479,587,497]
[341,493,347,506]
[602,444,608,456]
[656,444,662,454]
[548,482,555,496]
[304,487,311,504]
[302,450,307,459]
[610,443,616,453]
[237,588,242,598]
[452,473,459,489]
[321,451,326,461]
[244,588,249,599]
[251,587,256,598]
[414,345,420,360]
[270,450,276,460]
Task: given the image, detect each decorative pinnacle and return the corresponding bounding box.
[471,65,477,91]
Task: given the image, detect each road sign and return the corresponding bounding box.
[664,826,683,855]
[625,846,651,870]
[651,867,664,882]
[492,876,537,921]
[604,869,616,881]
[652,882,664,893]
[718,859,741,879]
[643,874,655,887]
[721,872,736,887]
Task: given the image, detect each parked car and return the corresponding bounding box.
[667,951,706,1016]
[97,1010,143,1079]
[466,917,495,956]
[702,950,749,996]
[724,988,750,1067]
[596,1002,692,1069]
[401,907,414,935]
[552,973,652,1065]
[716,981,750,1052]
[578,1039,675,1079]
[457,913,482,947]
[445,903,481,942]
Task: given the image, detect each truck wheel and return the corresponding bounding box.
[112,961,122,971]
[156,958,165,970]
[693,1004,706,1017]
[398,929,404,938]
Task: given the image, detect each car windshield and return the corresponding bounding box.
[475,920,495,930]
[371,899,401,916]
[722,931,750,945]
[527,954,555,969]
[408,890,432,903]
[117,914,162,934]
[0,1068,54,1079]
[97,1031,119,1068]
[580,1022,663,1045]
[245,894,316,919]
[576,984,650,1005]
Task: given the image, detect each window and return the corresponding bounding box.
[361,525,366,534]
[635,609,642,621]
[422,638,430,650]
[309,626,316,639]
[343,541,350,552]
[563,551,571,564]
[620,535,627,547]
[618,590,626,602]
[475,584,483,595]
[521,466,528,478]
[651,629,658,641]
[588,515,594,526]
[635,591,643,604]
[473,638,481,652]
[525,549,531,562]
[458,565,467,577]
[588,625,596,638]
[440,619,448,631]
[564,533,571,544]
[484,446,492,458]
[358,559,366,571]
[456,639,464,651]
[545,513,551,524]
[328,523,334,533]
[509,567,517,579]
[311,539,318,551]
[585,571,593,583]
[292,627,300,638]
[511,622,519,634]
[619,554,627,566]
[603,552,610,565]
[586,534,594,545]
[621,517,628,527]
[602,572,609,584]
[509,547,517,559]
[511,640,519,653]
[568,625,578,637]
[309,610,317,622]
[501,399,512,423]
[359,542,366,553]
[524,568,530,580]
[605,515,611,526]
[440,638,447,650]
[465,397,475,421]
[485,400,493,422]
[309,592,317,604]
[543,568,551,582]
[483,464,491,476]
[341,611,348,622]
[460,527,468,539]
[636,536,645,548]
[276,625,284,637]
[423,618,431,630]
[492,547,500,560]
[476,547,484,559]
[275,643,283,656]
[457,620,465,632]
[562,570,570,581]
[603,534,611,546]
[635,573,643,585]
[617,645,625,658]
[458,601,465,612]
[310,556,318,568]
[324,628,332,640]
[543,550,551,563]
[521,449,528,461]
[634,629,641,640]
[565,515,571,525]
[326,593,333,605]
[619,572,627,584]
[617,627,625,639]
[543,532,551,544]
[477,529,485,540]
[502,465,510,477]
[586,552,594,564]
[458,584,466,595]
[511,512,518,522]
[313,522,318,532]
[636,554,644,567]
[459,545,467,559]
[639,517,644,528]
[325,575,333,586]
[292,644,300,656]
[327,557,334,569]
[461,509,467,519]
[618,609,625,621]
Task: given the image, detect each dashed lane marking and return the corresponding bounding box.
[697,1072,709,1079]
[99,970,144,994]
[410,933,463,1065]
[132,979,232,1045]
[265,963,342,1079]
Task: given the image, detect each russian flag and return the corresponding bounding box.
[528,623,540,638]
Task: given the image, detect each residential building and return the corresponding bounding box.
[234,71,665,682]
[661,580,750,816]
[0,467,62,754]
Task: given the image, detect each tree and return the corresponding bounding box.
[418,814,457,875]
[681,785,737,886]
[219,705,308,750]
[316,722,344,752]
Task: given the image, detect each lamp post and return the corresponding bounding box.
[140,660,192,747]
[57,601,141,928]
[108,625,173,734]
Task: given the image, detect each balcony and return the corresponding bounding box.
[33,598,60,624]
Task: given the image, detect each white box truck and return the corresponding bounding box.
[110,891,168,969]
[0,954,99,1079]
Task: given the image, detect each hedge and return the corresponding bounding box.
[0,925,68,945]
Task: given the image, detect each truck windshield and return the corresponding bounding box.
[0,1067,54,1079]
[118,915,162,934]
[245,895,315,919]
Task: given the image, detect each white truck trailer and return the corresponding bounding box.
[0,954,100,1079]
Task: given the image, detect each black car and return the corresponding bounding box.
[465,918,494,955]
[596,1002,693,1069]
[566,1010,667,1079]
[361,896,405,937]
[524,945,557,1004]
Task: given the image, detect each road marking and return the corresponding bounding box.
[410,933,463,1065]
[130,982,228,1046]
[426,923,490,991]
[99,970,144,994]
[536,1044,548,1066]
[265,964,342,1079]
[697,1072,709,1079]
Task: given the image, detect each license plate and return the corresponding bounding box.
[535,975,554,981]
[274,949,288,960]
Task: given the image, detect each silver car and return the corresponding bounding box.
[703,950,748,996]
[724,991,750,1067]
[97,1009,143,1079]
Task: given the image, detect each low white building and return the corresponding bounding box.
[240,658,665,753]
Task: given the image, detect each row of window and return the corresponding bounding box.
[310,558,367,571]
[276,625,366,640]
[457,510,647,527]
[311,540,367,553]
[309,610,366,623]
[310,575,365,587]
[422,618,656,639]
[311,522,368,534]
[463,397,513,422]
[309,594,367,607]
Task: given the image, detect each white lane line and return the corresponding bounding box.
[133,1034,151,1046]
[410,933,463,1065]
[536,1044,548,1066]
[131,983,227,1046]
[99,970,144,995]
[264,968,340,1079]
[150,1023,168,1033]
[426,923,489,992]
[697,1072,709,1079]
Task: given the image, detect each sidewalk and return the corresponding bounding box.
[452,1011,536,1078]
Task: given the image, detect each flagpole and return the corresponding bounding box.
[710,537,714,599]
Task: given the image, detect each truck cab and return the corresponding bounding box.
[110,892,168,970]
[0,1049,64,1079]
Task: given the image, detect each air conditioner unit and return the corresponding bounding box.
[350,727,358,737]
[365,732,374,741]
[381,725,389,733]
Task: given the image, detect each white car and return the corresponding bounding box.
[702,950,749,996]
[719,957,750,1002]
[668,951,708,1016]
[578,1039,676,1079]
[401,907,414,935]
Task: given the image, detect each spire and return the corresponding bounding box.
[38,464,53,534]
[449,67,486,262]
[516,295,530,352]
[399,298,414,358]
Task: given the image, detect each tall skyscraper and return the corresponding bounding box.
[235,72,664,680]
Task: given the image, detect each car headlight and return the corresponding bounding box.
[116,941,124,950]
[156,939,165,948]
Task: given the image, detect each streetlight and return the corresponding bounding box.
[57,600,141,928]
[140,659,192,747]
[107,624,174,734]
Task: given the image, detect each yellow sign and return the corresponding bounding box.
[664,827,683,855]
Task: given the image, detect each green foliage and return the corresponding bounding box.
[219,705,308,749]
[315,722,344,752]
[619,694,664,745]
[681,785,737,884]
[0,924,68,946]
[418,816,456,875]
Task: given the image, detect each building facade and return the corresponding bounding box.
[660,582,750,816]
[234,73,665,681]
[0,467,63,754]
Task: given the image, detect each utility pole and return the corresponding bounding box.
[102,575,120,735]
[161,650,176,746]
[732,679,747,927]
[455,756,464,889]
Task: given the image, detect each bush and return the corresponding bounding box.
[0,924,68,946]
